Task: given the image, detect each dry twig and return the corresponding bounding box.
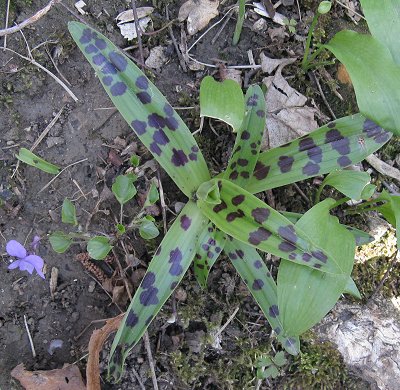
[23,315,36,358]
[144,331,159,390]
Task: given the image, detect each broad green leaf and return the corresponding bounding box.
[343,277,362,299]
[108,201,208,381]
[378,193,400,247]
[200,76,244,131]
[247,114,391,193]
[277,199,355,335]
[139,219,159,240]
[225,239,300,355]
[360,0,400,65]
[87,236,112,260]
[224,85,265,187]
[193,223,226,289]
[144,183,159,207]
[325,31,400,135]
[68,22,210,197]
[49,231,72,253]
[16,148,60,175]
[112,175,137,205]
[61,198,78,225]
[198,178,339,274]
[320,170,371,200]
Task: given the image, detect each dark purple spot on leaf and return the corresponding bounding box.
[314,264,322,269]
[256,109,265,117]
[337,155,352,167]
[85,44,98,54]
[226,209,245,222]
[131,120,147,135]
[229,170,239,180]
[269,305,279,318]
[93,53,107,65]
[153,129,169,145]
[191,146,199,152]
[299,137,316,152]
[302,161,320,176]
[169,262,183,276]
[238,159,248,167]
[202,244,209,251]
[137,91,152,104]
[254,260,262,269]
[136,76,149,89]
[180,215,191,230]
[150,142,162,156]
[142,272,156,288]
[278,225,297,244]
[140,286,159,306]
[163,104,174,116]
[215,246,221,253]
[165,116,179,131]
[240,172,250,178]
[253,161,270,180]
[279,241,297,252]
[278,155,294,173]
[213,200,227,213]
[252,279,264,290]
[171,148,189,167]
[207,251,213,259]
[233,146,242,154]
[101,61,117,75]
[148,113,166,129]
[274,327,282,335]
[189,153,197,161]
[80,28,93,44]
[102,76,113,86]
[208,238,216,245]
[302,253,312,262]
[196,263,205,269]
[228,252,237,260]
[94,38,106,50]
[247,94,258,106]
[170,281,178,290]
[126,311,139,327]
[232,195,245,206]
[241,131,250,140]
[251,142,257,148]
[307,146,323,163]
[251,208,270,224]
[327,122,336,128]
[249,227,271,245]
[109,51,128,72]
[289,253,296,260]
[110,82,127,96]
[312,250,328,263]
[236,249,244,259]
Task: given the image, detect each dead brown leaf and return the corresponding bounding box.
[11,364,86,390]
[178,0,219,35]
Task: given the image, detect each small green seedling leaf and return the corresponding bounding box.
[225,239,300,355]
[320,170,371,200]
[318,1,332,14]
[272,351,287,367]
[61,198,78,225]
[144,183,159,207]
[108,201,208,381]
[49,231,72,253]
[193,223,226,289]
[116,223,126,234]
[325,32,400,135]
[278,199,355,335]
[87,236,112,260]
[343,277,362,299]
[139,219,159,240]
[224,85,265,187]
[199,179,338,274]
[130,154,140,167]
[200,76,245,131]
[112,175,137,205]
[68,22,210,198]
[16,148,60,175]
[247,114,392,194]
[360,0,400,65]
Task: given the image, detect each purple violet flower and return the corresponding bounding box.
[6,240,45,279]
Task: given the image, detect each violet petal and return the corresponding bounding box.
[6,240,27,258]
[8,260,21,270]
[18,260,35,274]
[24,255,45,279]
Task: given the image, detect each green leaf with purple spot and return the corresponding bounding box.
[247,114,391,194]
[193,223,226,289]
[277,199,355,335]
[225,239,299,355]
[197,178,340,274]
[325,32,400,135]
[108,201,208,381]
[68,22,210,197]
[224,85,265,186]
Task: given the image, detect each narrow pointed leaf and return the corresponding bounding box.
[343,277,362,299]
[197,179,339,274]
[325,31,400,135]
[378,193,400,247]
[108,201,208,381]
[16,148,60,175]
[277,199,355,335]
[225,239,300,355]
[247,114,391,193]
[200,76,244,131]
[320,170,371,200]
[224,85,265,186]
[360,0,400,65]
[193,223,226,289]
[68,22,210,197]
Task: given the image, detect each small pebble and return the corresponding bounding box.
[88,280,96,293]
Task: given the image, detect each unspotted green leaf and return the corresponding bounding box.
[61,198,78,225]
[112,175,137,205]
[49,231,72,253]
[139,219,159,240]
[16,148,60,175]
[87,236,112,260]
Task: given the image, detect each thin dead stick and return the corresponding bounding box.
[293,183,311,206]
[3,47,78,101]
[214,306,239,339]
[309,71,336,119]
[166,6,187,72]
[0,0,61,37]
[45,46,72,86]
[335,0,365,21]
[366,154,400,183]
[3,0,10,48]
[23,315,36,358]
[131,0,145,67]
[143,331,159,390]
[38,157,88,193]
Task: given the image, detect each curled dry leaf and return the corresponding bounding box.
[260,53,295,74]
[87,314,124,390]
[253,2,286,25]
[178,0,219,35]
[11,364,86,390]
[116,7,154,40]
[262,62,327,149]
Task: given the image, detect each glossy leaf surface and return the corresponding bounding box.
[225,239,300,355]
[247,114,391,193]
[200,76,244,131]
[277,199,355,335]
[108,201,208,381]
[224,85,265,187]
[193,223,226,289]
[68,22,210,197]
[197,179,338,274]
[325,31,400,135]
